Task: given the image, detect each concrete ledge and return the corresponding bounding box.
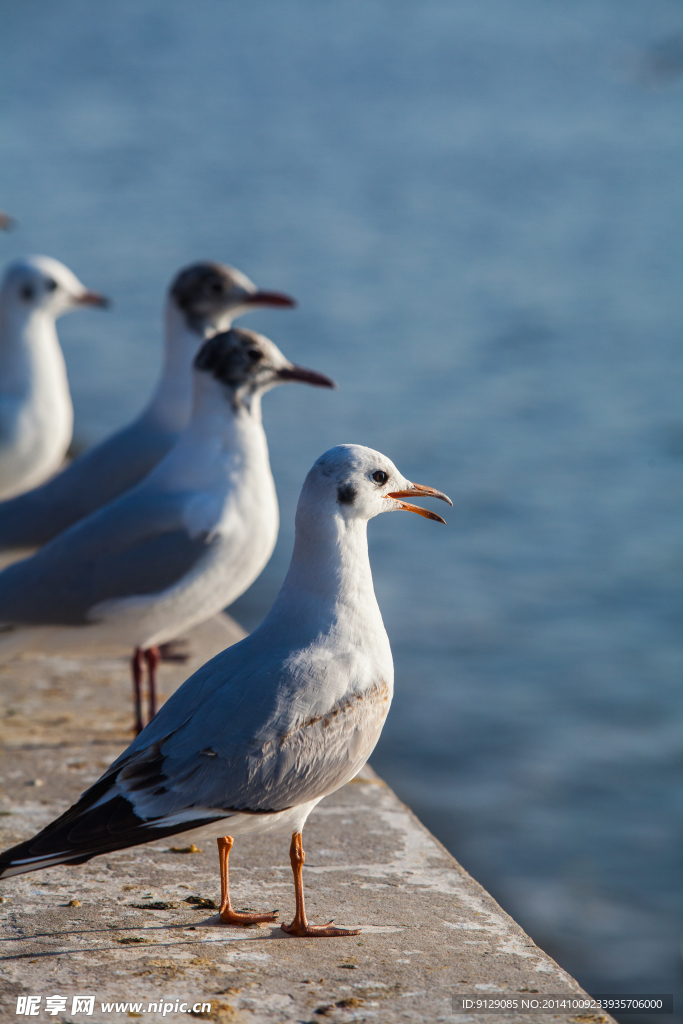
[0,617,612,1023]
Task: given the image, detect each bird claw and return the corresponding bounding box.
[280,920,361,938]
[219,907,279,926]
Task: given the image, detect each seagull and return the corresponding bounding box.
[0,261,295,551]
[0,256,108,501]
[0,327,334,734]
[0,444,451,937]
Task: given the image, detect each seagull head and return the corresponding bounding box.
[1,256,109,318]
[304,444,452,524]
[194,327,336,406]
[170,261,296,334]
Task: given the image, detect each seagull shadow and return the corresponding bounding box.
[0,915,298,961]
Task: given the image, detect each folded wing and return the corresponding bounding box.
[0,487,214,626]
[0,418,176,548]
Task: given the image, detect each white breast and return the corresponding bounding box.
[0,313,72,499]
[89,389,279,650]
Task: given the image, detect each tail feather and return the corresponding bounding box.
[0,773,223,880]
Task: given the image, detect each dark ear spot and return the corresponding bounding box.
[337,483,356,505]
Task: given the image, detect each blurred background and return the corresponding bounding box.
[1,0,681,1012]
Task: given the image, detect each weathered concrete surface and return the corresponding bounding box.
[0,617,612,1023]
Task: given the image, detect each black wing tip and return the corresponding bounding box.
[0,846,96,880]
[0,759,228,881]
[0,807,227,881]
[0,835,67,879]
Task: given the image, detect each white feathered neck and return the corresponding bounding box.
[264,498,389,664]
[143,300,234,434]
[148,369,275,535]
[0,299,71,412]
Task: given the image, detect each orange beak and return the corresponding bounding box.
[385,482,452,524]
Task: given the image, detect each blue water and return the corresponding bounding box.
[1,0,682,1007]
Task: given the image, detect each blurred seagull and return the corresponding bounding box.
[0,262,295,550]
[0,256,108,501]
[0,444,450,937]
[0,328,334,733]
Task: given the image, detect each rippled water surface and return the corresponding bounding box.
[1,0,682,1007]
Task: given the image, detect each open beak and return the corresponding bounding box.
[75,290,110,308]
[385,482,453,524]
[245,290,296,309]
[277,365,337,388]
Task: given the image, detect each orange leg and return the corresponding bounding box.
[131,648,145,736]
[281,832,361,938]
[217,836,279,926]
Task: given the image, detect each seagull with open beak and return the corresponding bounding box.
[0,444,450,938]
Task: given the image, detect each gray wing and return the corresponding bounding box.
[0,416,177,549]
[103,640,391,820]
[0,487,213,626]
[0,640,391,871]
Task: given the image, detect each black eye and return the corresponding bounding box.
[20,284,35,301]
[372,470,389,485]
[209,281,224,295]
[45,277,57,292]
[246,348,262,362]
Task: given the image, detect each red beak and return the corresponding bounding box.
[245,290,296,309]
[277,365,337,388]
